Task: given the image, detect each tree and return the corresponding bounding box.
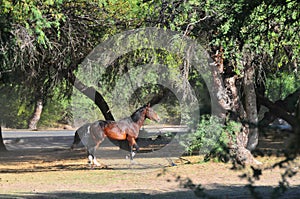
[148,0,299,163]
[0,0,130,125]
[202,0,300,162]
[0,0,157,147]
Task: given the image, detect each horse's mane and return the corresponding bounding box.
[130,105,147,123]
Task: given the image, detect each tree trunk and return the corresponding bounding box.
[258,89,300,128]
[232,62,262,165]
[243,64,258,151]
[211,48,230,118]
[211,49,261,165]
[28,99,43,130]
[0,126,7,151]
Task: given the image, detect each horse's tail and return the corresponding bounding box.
[71,130,81,150]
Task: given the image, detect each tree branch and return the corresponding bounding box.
[67,71,115,121]
[257,94,297,128]
[183,16,210,37]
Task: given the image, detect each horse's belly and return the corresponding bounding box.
[104,129,127,140]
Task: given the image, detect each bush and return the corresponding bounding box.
[182,115,239,161]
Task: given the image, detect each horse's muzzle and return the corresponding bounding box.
[155,116,161,122]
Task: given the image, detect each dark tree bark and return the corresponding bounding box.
[0,126,7,151]
[211,48,230,119]
[285,96,299,155]
[28,99,43,130]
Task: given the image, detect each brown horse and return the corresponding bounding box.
[71,104,160,166]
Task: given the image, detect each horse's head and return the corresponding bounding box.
[145,104,160,122]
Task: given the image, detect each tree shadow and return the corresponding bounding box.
[0,146,170,173]
[1,185,300,199]
[0,147,86,163]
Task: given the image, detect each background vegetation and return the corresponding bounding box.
[0,0,299,159]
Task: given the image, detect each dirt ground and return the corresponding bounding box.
[1,130,300,199]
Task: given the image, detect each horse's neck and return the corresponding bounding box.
[135,114,146,128]
[130,111,146,128]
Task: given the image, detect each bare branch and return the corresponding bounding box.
[183,16,210,37]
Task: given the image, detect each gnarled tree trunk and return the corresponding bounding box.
[295,96,300,153]
[234,63,261,165]
[212,49,261,165]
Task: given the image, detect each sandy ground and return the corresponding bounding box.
[0,129,300,199]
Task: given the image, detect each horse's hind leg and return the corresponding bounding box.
[93,157,101,166]
[87,145,101,167]
[71,130,81,150]
[87,148,100,167]
[88,153,94,166]
[86,121,107,167]
[91,145,101,166]
[87,137,105,167]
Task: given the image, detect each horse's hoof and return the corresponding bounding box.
[94,162,101,167]
[131,151,136,158]
[130,159,138,165]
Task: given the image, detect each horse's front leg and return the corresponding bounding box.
[127,136,139,161]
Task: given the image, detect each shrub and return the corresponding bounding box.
[182,115,239,161]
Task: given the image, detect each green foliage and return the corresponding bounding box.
[1,0,64,46]
[184,115,223,155]
[1,0,299,131]
[71,89,104,126]
[182,115,239,158]
[0,86,32,128]
[203,0,299,73]
[266,72,300,101]
[0,85,71,129]
[38,91,71,128]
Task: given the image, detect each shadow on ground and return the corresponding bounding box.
[1,185,300,199]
